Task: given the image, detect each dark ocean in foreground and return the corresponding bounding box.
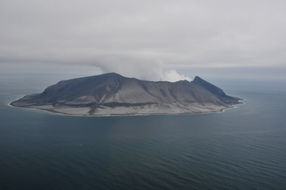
[0,74,286,190]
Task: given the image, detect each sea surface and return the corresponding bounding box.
[0,74,286,190]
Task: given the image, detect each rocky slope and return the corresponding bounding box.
[11,73,241,116]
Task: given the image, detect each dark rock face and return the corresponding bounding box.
[192,76,240,104]
[11,73,241,116]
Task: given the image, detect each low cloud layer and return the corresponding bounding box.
[1,0,286,80]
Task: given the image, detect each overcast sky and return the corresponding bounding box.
[1,0,286,81]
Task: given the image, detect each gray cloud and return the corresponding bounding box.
[1,0,286,80]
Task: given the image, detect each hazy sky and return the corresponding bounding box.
[1,0,286,81]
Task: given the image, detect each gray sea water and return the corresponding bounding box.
[0,74,286,190]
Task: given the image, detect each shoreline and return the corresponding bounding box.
[8,99,244,118]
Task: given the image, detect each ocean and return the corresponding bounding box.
[0,74,286,190]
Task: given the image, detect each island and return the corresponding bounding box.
[11,73,242,116]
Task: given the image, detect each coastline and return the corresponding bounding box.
[9,98,244,118]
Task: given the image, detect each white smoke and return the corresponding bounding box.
[162,70,192,82]
[91,56,192,82]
